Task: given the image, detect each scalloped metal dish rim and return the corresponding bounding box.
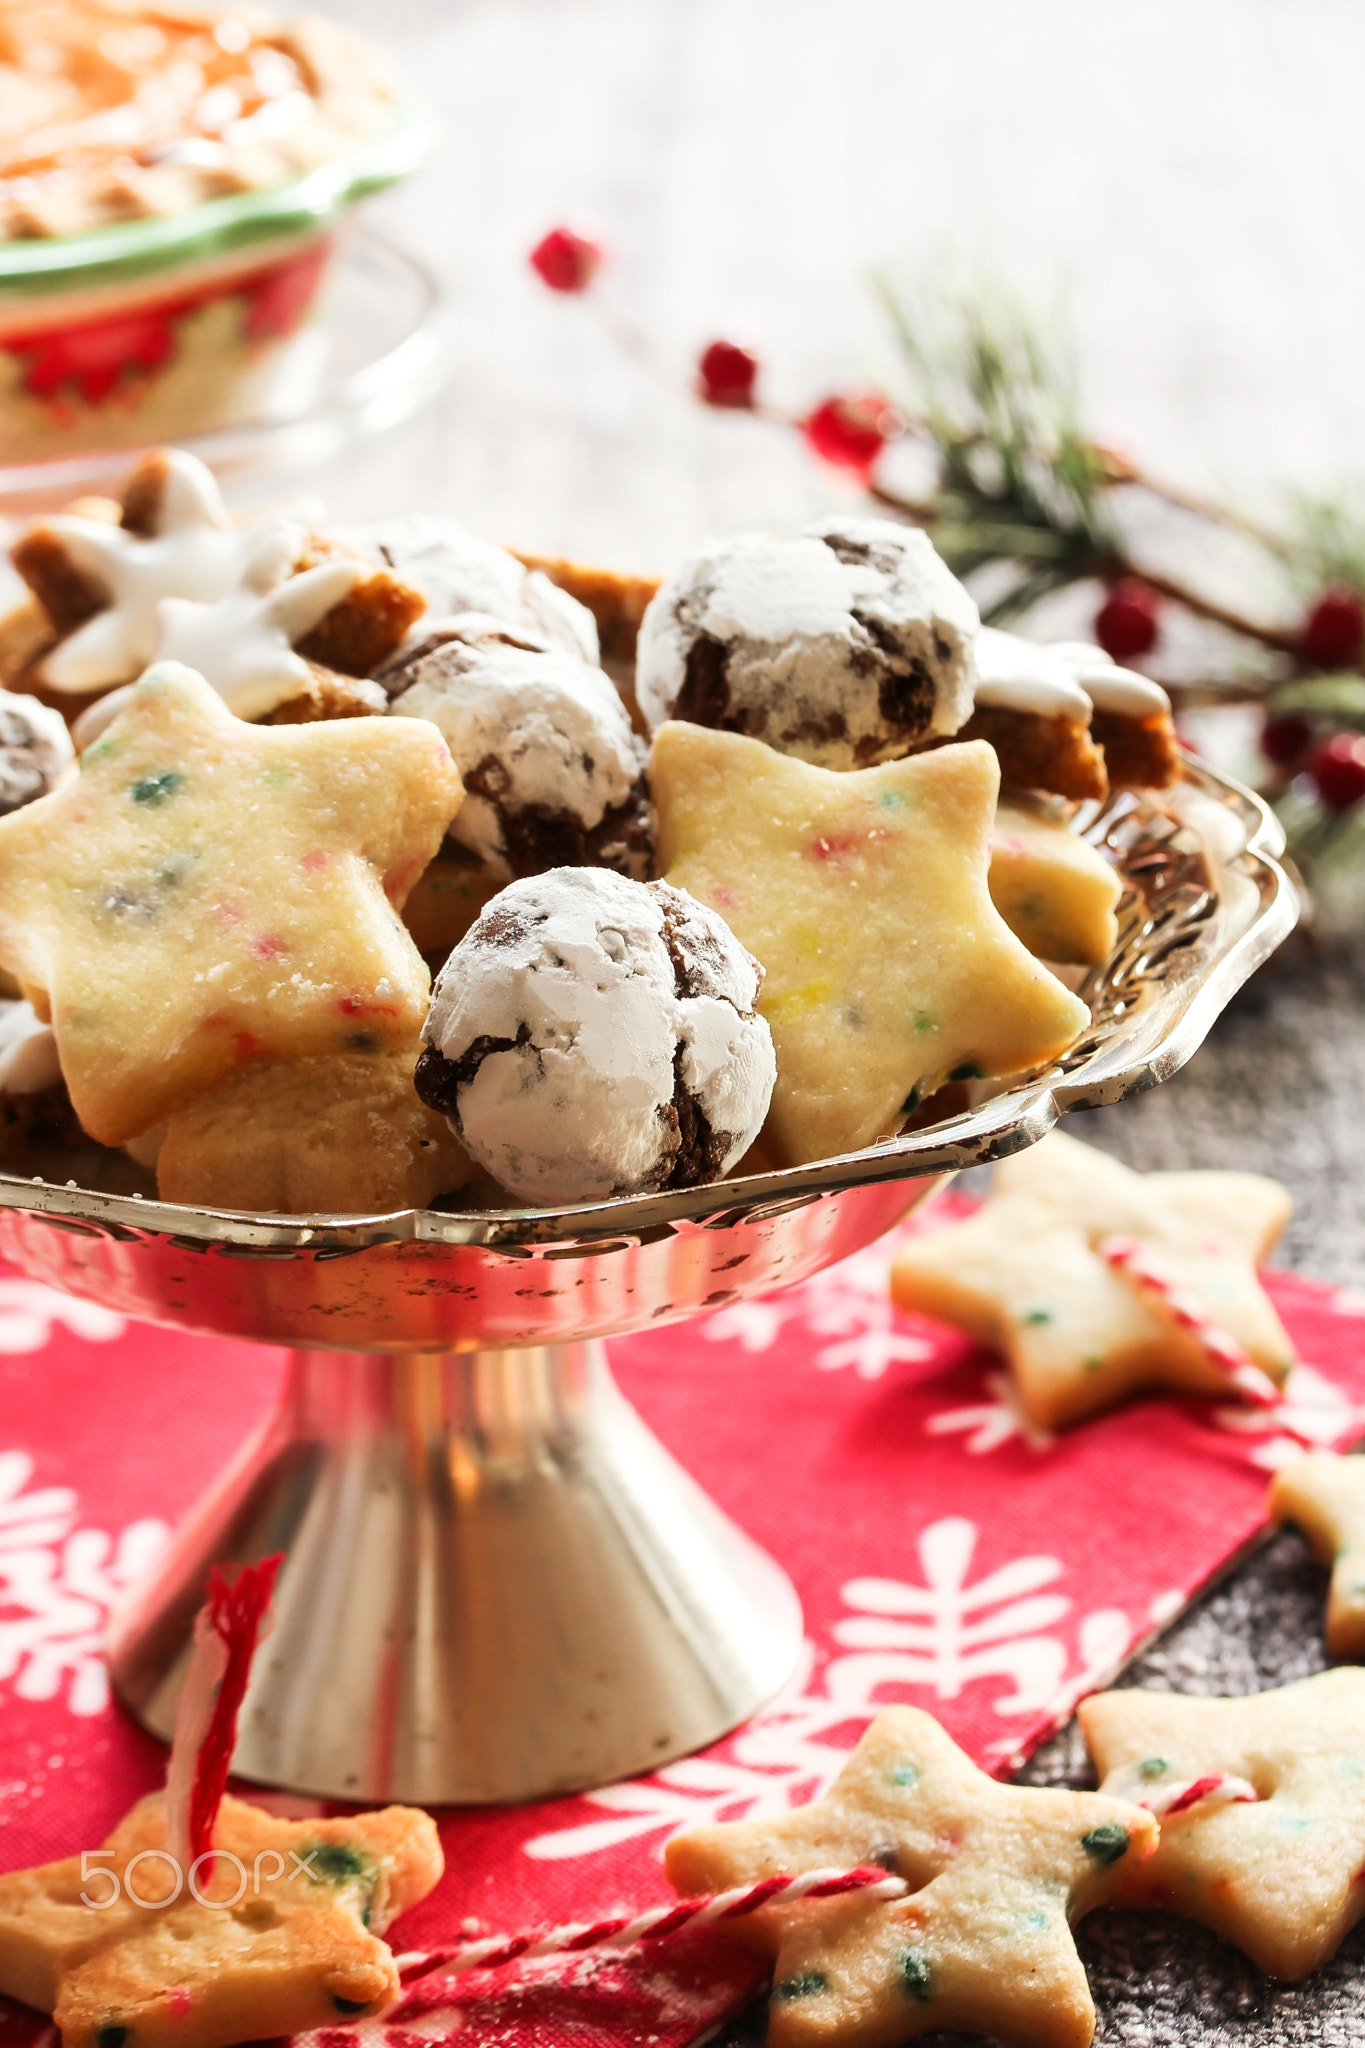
[0,98,433,295]
[0,755,1296,1260]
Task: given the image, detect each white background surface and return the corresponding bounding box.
[317,0,1365,576]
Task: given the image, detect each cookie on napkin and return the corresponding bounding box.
[890,1131,1294,1429]
[665,1705,1155,2048]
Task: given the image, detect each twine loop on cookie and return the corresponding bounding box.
[1097,1236,1283,1408]
[1137,1772,1259,1817]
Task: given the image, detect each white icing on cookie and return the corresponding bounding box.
[973,627,1093,720]
[635,516,979,768]
[0,999,60,1095]
[155,549,366,721]
[344,514,600,665]
[1048,642,1171,716]
[421,868,775,1204]
[387,634,648,878]
[38,452,310,693]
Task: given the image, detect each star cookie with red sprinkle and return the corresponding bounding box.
[651,722,1088,1167]
[1081,1668,1365,1979]
[664,1705,1156,2048]
[890,1131,1295,1430]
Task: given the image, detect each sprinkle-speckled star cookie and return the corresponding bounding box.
[890,1131,1294,1429]
[651,722,1088,1167]
[1081,1668,1365,1980]
[0,663,461,1146]
[989,796,1122,966]
[0,1791,443,2048]
[1269,1452,1365,1656]
[664,1706,1156,2048]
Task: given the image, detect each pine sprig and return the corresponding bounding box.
[872,282,1298,651]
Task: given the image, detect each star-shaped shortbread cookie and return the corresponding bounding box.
[664,1706,1156,2048]
[989,797,1121,967]
[890,1131,1294,1429]
[0,663,461,1145]
[0,1791,443,2048]
[1081,1669,1365,1979]
[651,722,1088,1167]
[1269,1453,1365,1656]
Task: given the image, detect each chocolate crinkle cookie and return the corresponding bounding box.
[634,515,979,768]
[0,691,73,814]
[385,629,652,880]
[415,868,776,1205]
[343,513,600,665]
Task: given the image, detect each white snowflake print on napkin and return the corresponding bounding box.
[0,1449,169,1717]
[925,1367,1055,1455]
[0,1279,124,1353]
[1208,1360,1365,1470]
[523,1515,1130,1862]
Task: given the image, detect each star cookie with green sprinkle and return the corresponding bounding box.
[1081,1667,1365,1979]
[651,721,1088,1168]
[0,662,462,1145]
[0,1791,443,2048]
[664,1705,1156,2048]
[890,1130,1295,1430]
[1269,1452,1365,1657]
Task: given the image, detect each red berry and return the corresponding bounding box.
[698,339,759,409]
[1310,731,1365,810]
[1094,578,1161,663]
[529,226,603,294]
[1301,584,1365,668]
[801,392,900,479]
[1260,713,1315,769]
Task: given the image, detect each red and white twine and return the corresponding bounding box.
[1135,1772,1259,1818]
[394,1866,907,1983]
[1097,1236,1283,1408]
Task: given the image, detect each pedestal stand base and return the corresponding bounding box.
[106,1342,803,1805]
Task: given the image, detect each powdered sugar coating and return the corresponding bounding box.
[635,516,979,767]
[418,868,775,1204]
[345,514,600,665]
[387,634,650,879]
[0,690,73,813]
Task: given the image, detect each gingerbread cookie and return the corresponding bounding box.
[989,796,1122,966]
[965,629,1180,799]
[636,518,979,769]
[1269,1453,1365,1656]
[155,1045,473,1216]
[0,663,460,1147]
[1081,1668,1365,1979]
[651,721,1088,1167]
[665,1706,1156,2048]
[890,1131,1294,1430]
[0,1790,442,2048]
[11,450,421,717]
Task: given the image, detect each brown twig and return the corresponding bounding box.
[868,479,1299,657]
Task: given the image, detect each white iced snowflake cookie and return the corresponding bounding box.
[385,633,650,879]
[415,868,776,1204]
[345,514,600,665]
[635,517,979,768]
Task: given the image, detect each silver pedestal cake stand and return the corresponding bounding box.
[0,763,1294,1807]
